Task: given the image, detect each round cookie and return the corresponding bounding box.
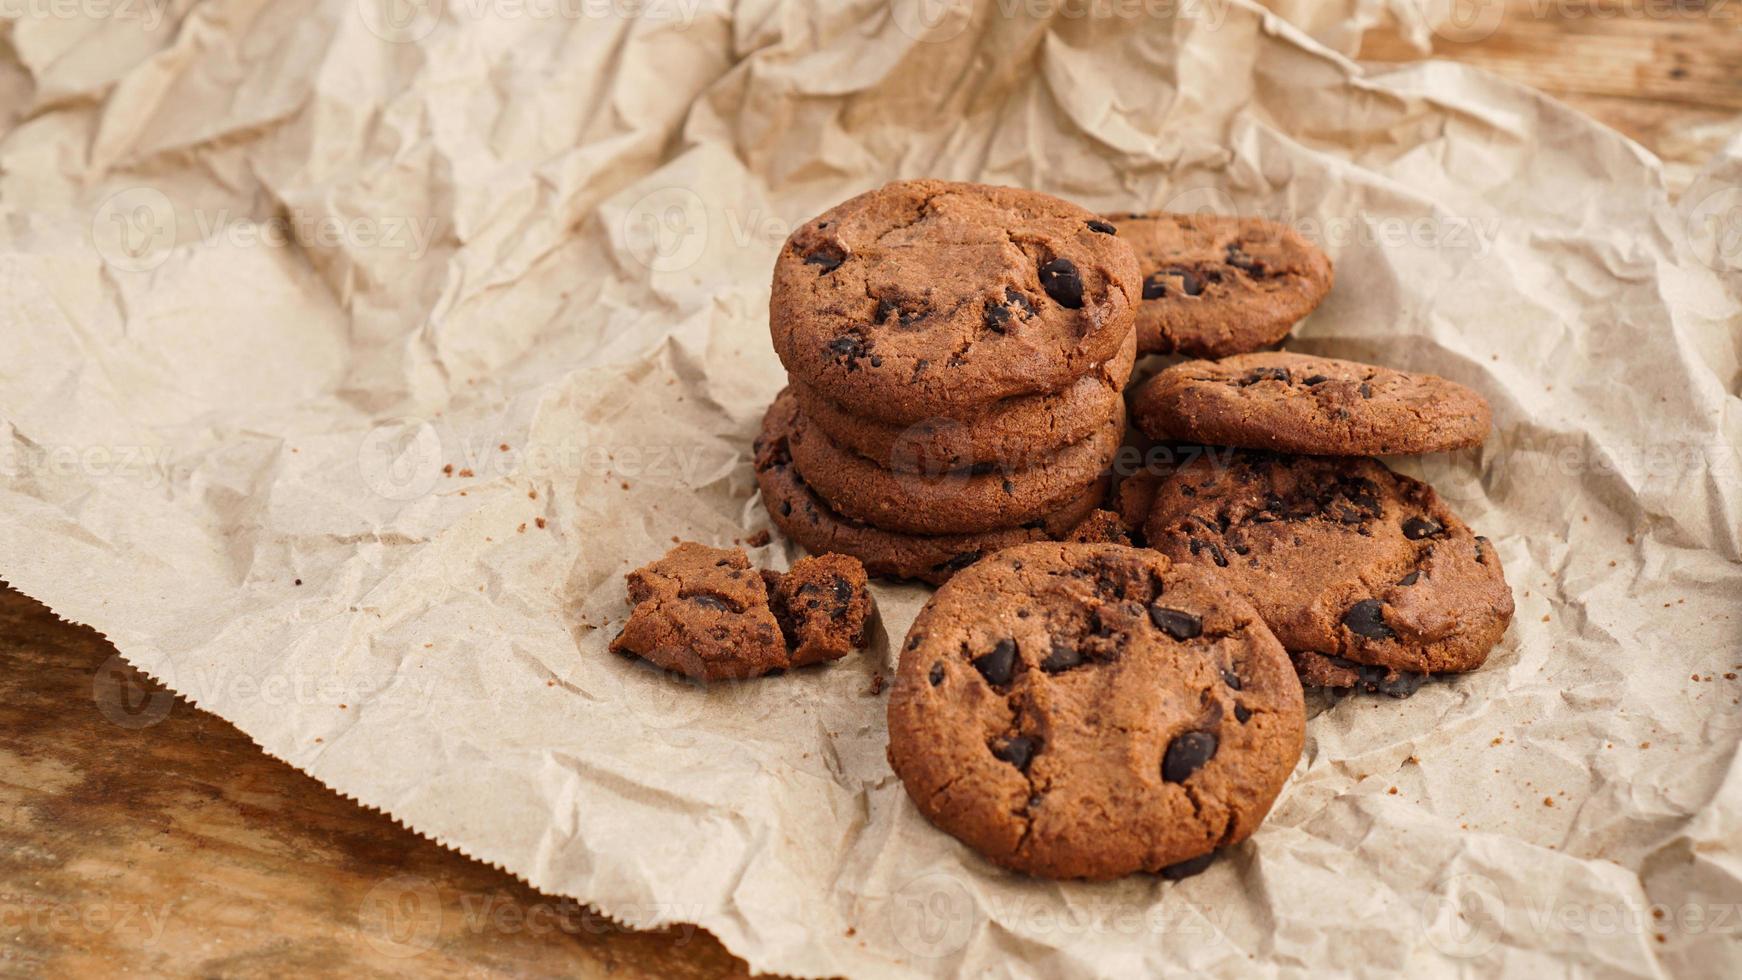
[755,396,1108,584]
[794,328,1136,472]
[1141,452,1514,682]
[786,390,1123,536]
[1131,351,1492,456]
[886,542,1305,880]
[773,180,1141,421]
[1101,212,1332,357]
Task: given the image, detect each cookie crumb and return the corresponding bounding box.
[517,523,527,533]
[747,529,771,548]
[536,517,547,529]
[443,464,454,476]
[867,673,885,696]
[458,468,474,478]
[1543,797,1554,807]
[294,579,302,586]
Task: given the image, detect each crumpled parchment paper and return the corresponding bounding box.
[2,1,1740,976]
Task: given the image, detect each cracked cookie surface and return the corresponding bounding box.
[886,542,1304,880]
[1142,452,1514,681]
[609,542,790,681]
[792,327,1135,472]
[761,554,876,666]
[755,390,1108,584]
[1101,212,1331,356]
[772,180,1140,421]
[786,387,1124,536]
[1132,351,1492,456]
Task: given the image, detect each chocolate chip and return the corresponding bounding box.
[983,302,1013,333]
[1038,258,1084,309]
[928,662,945,686]
[1221,669,1242,690]
[1359,382,1373,398]
[1397,570,1421,586]
[1149,606,1203,640]
[1005,287,1037,317]
[1162,731,1218,782]
[1160,851,1217,881]
[1303,374,1329,386]
[1041,640,1083,673]
[875,298,898,323]
[1168,266,1205,296]
[1001,480,1015,495]
[1225,245,1266,276]
[825,335,870,369]
[1342,599,1396,640]
[804,246,845,273]
[1234,704,1252,723]
[779,500,792,516]
[689,595,730,611]
[1087,219,1117,235]
[1402,516,1443,540]
[1141,273,1168,300]
[936,551,982,573]
[991,735,1040,771]
[971,639,1018,687]
[908,633,925,650]
[1373,670,1425,698]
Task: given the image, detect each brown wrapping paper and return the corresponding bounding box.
[2,1,1739,975]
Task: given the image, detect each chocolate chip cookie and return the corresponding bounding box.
[1101,213,1332,357]
[792,328,1135,472]
[886,542,1304,880]
[1132,351,1492,456]
[755,394,1108,584]
[609,542,790,681]
[772,180,1141,421]
[762,554,877,666]
[1141,452,1513,685]
[785,387,1123,536]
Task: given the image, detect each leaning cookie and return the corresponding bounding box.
[1142,452,1513,688]
[887,543,1304,880]
[1100,212,1332,357]
[755,395,1108,584]
[1132,351,1491,456]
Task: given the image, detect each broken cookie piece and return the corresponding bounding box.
[610,541,873,682]
[762,553,877,667]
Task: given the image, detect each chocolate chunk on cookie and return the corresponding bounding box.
[1061,509,1131,545]
[793,329,1135,471]
[609,542,790,681]
[772,181,1141,421]
[1132,351,1492,456]
[785,387,1123,536]
[886,542,1304,880]
[755,393,1108,584]
[1101,213,1332,356]
[762,554,877,666]
[1141,452,1513,682]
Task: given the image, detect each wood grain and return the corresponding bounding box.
[0,586,754,979]
[3,16,1737,978]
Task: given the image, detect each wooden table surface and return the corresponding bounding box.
[3,9,1738,977]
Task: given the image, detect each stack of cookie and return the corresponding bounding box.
[754,180,1143,584]
[1128,351,1516,696]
